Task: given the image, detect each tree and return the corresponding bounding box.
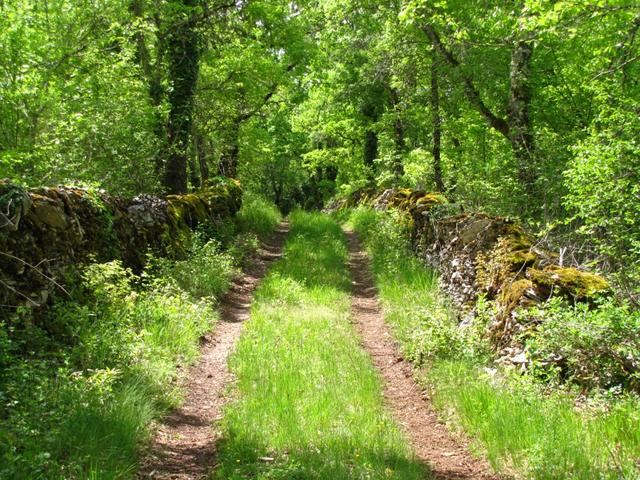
[164,0,201,194]
[418,11,537,196]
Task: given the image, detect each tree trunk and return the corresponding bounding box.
[218,142,239,178]
[361,96,381,177]
[421,21,538,196]
[131,0,167,176]
[164,0,200,194]
[421,23,509,137]
[431,60,445,192]
[194,130,209,185]
[508,39,536,195]
[188,147,200,190]
[363,129,378,169]
[390,88,405,178]
[218,117,241,178]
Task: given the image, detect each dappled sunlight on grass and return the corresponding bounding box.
[346,205,640,479]
[213,211,426,480]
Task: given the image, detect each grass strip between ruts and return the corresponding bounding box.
[213,210,426,480]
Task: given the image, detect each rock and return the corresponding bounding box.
[459,219,492,244]
[0,179,243,311]
[347,186,611,354]
[527,265,609,300]
[33,202,68,229]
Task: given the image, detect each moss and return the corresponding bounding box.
[499,224,532,249]
[508,250,538,268]
[1,180,244,310]
[395,188,413,198]
[416,193,446,206]
[345,187,377,208]
[475,228,539,297]
[0,181,29,215]
[496,228,538,269]
[498,278,537,315]
[527,266,609,300]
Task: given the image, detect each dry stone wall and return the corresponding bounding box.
[348,188,609,349]
[0,178,242,311]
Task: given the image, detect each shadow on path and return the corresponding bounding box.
[137,222,289,480]
[345,229,501,480]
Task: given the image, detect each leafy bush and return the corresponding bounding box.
[159,239,238,303]
[0,248,235,477]
[525,297,640,392]
[564,104,640,301]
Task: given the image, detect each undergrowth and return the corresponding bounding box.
[345,205,640,479]
[0,197,280,479]
[213,210,426,480]
[236,193,282,238]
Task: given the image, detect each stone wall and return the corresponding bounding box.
[0,178,242,311]
[348,188,609,349]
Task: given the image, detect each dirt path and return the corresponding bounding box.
[138,223,289,480]
[345,230,499,480]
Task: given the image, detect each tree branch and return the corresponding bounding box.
[420,23,510,138]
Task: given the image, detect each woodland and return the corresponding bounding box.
[0,0,639,479]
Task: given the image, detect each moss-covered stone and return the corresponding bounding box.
[527,265,609,300]
[498,279,537,311]
[346,185,612,352]
[0,179,243,310]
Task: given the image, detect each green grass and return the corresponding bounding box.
[430,361,640,479]
[237,193,283,238]
[1,261,223,479]
[346,205,640,480]
[0,204,282,479]
[213,210,427,480]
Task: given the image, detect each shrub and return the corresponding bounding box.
[525,297,640,392]
[564,104,640,302]
[159,240,238,303]
[0,246,233,477]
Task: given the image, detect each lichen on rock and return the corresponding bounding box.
[527,265,609,300]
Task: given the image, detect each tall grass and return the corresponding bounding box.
[1,257,225,479]
[0,202,281,479]
[236,193,282,238]
[346,205,640,479]
[431,361,640,479]
[213,211,427,480]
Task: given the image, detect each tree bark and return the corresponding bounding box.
[431,60,445,192]
[508,39,536,194]
[188,144,200,189]
[363,130,378,169]
[194,130,209,185]
[164,0,200,194]
[361,98,380,177]
[218,117,241,178]
[421,23,509,137]
[216,66,295,179]
[389,88,405,178]
[131,0,167,176]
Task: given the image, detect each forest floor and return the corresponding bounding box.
[138,222,290,479]
[139,212,496,479]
